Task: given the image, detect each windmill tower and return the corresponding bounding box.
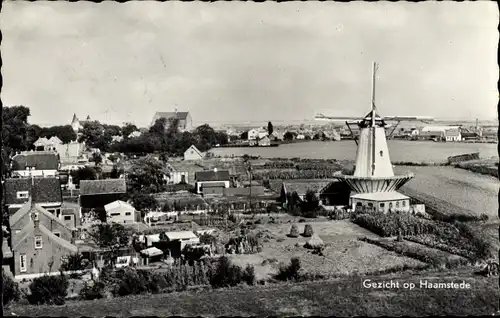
[315,62,434,213]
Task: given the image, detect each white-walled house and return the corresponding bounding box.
[11,152,60,177]
[104,200,137,224]
[247,129,259,140]
[183,145,204,161]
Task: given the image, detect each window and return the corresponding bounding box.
[34,236,43,249]
[53,232,61,238]
[125,212,132,216]
[356,202,362,207]
[389,202,393,208]
[20,254,27,273]
[396,201,400,208]
[367,203,373,208]
[379,150,384,157]
[402,201,406,207]
[110,213,120,216]
[64,215,72,221]
[17,191,29,199]
[15,230,21,234]
[380,203,385,208]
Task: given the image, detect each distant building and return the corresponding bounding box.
[166,171,189,184]
[183,145,204,161]
[71,114,91,133]
[258,136,271,147]
[11,152,60,177]
[9,200,78,278]
[270,130,284,141]
[296,134,305,140]
[444,128,462,142]
[247,129,259,140]
[55,142,86,163]
[79,179,127,221]
[150,111,193,132]
[3,177,63,216]
[127,131,141,139]
[33,137,56,152]
[280,180,332,204]
[163,231,200,249]
[104,200,137,224]
[257,131,268,139]
[195,169,230,194]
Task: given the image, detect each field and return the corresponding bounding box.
[395,166,499,219]
[223,220,426,280]
[8,269,498,317]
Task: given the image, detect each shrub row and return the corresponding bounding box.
[359,237,469,269]
[80,257,256,300]
[252,169,340,180]
[405,235,476,260]
[352,212,440,237]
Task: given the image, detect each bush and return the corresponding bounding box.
[276,257,301,281]
[79,280,107,300]
[210,256,243,288]
[2,270,20,306]
[298,218,306,223]
[303,224,314,237]
[115,268,147,296]
[28,273,69,305]
[242,264,256,286]
[60,253,87,272]
[288,224,299,238]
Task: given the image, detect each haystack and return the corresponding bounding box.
[305,234,324,249]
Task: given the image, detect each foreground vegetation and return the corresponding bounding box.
[8,269,498,317]
[352,212,493,263]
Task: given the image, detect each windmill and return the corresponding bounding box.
[314,62,434,212]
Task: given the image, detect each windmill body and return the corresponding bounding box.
[315,63,432,213]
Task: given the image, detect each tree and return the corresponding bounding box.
[70,166,98,186]
[41,125,77,143]
[28,273,68,305]
[2,269,20,306]
[240,131,248,140]
[78,121,105,149]
[88,223,131,265]
[130,194,159,214]
[283,131,295,141]
[127,155,169,194]
[149,117,168,136]
[122,123,138,139]
[90,152,103,166]
[268,122,274,135]
[302,189,320,215]
[26,124,43,150]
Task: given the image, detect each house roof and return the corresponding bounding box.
[165,231,197,240]
[80,179,127,195]
[140,247,163,257]
[350,191,409,201]
[10,202,72,232]
[184,145,203,157]
[34,137,51,146]
[445,129,461,137]
[12,221,77,253]
[104,200,135,212]
[151,111,190,126]
[195,170,230,182]
[4,177,62,205]
[11,152,59,171]
[49,136,63,144]
[282,180,333,196]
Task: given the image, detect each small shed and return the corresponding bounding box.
[184,145,204,161]
[140,247,164,265]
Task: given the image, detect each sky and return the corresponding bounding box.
[1,1,498,128]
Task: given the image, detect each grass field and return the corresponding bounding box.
[225,221,426,280]
[395,166,499,219]
[8,269,498,317]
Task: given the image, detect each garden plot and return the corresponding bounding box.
[227,221,425,280]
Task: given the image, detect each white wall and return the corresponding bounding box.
[107,208,136,224]
[196,181,230,194]
[12,170,58,177]
[354,127,394,178]
[351,198,410,213]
